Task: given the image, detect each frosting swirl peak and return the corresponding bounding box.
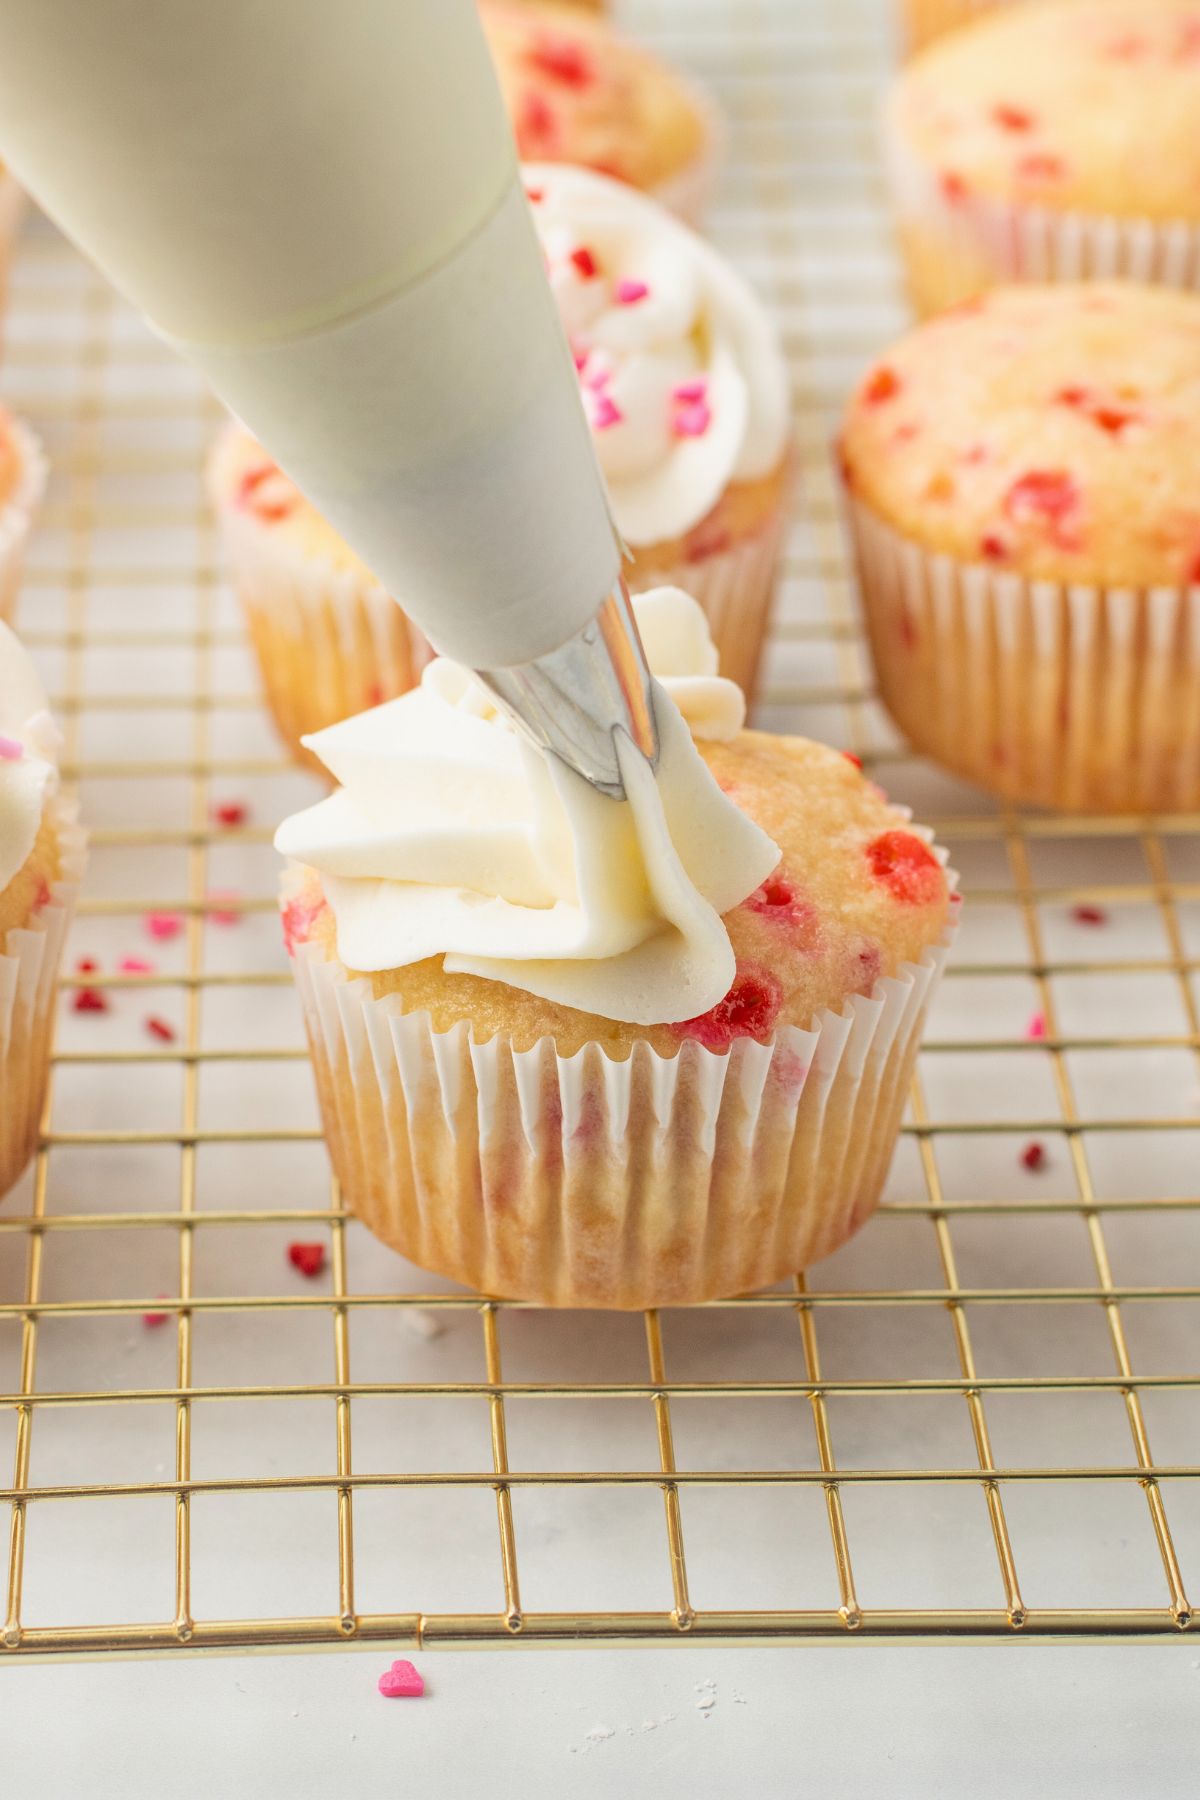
[275,589,780,1026]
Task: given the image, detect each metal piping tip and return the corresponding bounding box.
[474,579,659,798]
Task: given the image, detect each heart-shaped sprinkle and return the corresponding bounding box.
[378,1659,425,1699]
[287,1242,326,1279]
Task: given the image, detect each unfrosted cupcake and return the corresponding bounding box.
[211,165,792,760]
[0,622,86,1197]
[276,587,954,1308]
[0,406,47,625]
[530,164,794,695]
[206,428,431,771]
[841,281,1200,812]
[900,0,1020,54]
[886,0,1200,315]
[481,0,721,225]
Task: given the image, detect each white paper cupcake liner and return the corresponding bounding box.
[627,459,796,703]
[650,77,727,230]
[214,501,431,769]
[0,798,86,1199]
[0,420,49,628]
[846,489,1200,813]
[290,883,955,1310]
[883,117,1200,315]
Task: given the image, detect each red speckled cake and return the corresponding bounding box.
[276,588,955,1307]
[841,281,1200,811]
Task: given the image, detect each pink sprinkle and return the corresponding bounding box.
[144,1015,176,1043]
[145,912,184,942]
[615,278,649,305]
[378,1659,425,1700]
[0,734,22,760]
[1025,1011,1047,1041]
[570,245,599,280]
[207,890,242,928]
[142,1301,170,1329]
[118,955,155,975]
[1071,904,1108,927]
[673,378,708,404]
[673,401,712,438]
[591,394,623,431]
[572,344,589,372]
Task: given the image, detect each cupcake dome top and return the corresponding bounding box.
[890,0,1200,221]
[480,0,708,193]
[841,282,1200,587]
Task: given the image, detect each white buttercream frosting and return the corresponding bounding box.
[528,163,791,546]
[275,588,780,1026]
[0,620,60,896]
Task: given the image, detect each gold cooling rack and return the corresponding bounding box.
[2,0,1199,1659]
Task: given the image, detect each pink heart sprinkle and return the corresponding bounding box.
[615,278,649,305]
[145,912,184,942]
[591,394,623,431]
[672,378,708,404]
[673,400,712,438]
[0,734,23,761]
[378,1659,424,1699]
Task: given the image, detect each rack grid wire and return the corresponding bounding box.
[2,0,1199,1659]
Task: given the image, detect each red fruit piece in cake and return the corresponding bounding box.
[281,891,329,955]
[864,366,902,406]
[991,103,1034,132]
[527,31,594,88]
[672,966,783,1051]
[865,831,945,906]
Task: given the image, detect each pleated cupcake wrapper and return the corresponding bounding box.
[0,800,86,1199]
[883,120,1200,313]
[0,420,48,628]
[290,887,955,1309]
[628,456,797,703]
[846,490,1200,813]
[215,504,431,768]
[650,77,727,230]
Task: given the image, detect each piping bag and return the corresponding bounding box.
[0,0,656,796]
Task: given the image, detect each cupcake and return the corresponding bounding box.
[206,428,431,772]
[481,0,721,226]
[0,622,86,1198]
[841,281,1200,812]
[211,165,792,760]
[530,164,794,695]
[0,407,47,626]
[276,587,955,1308]
[886,0,1200,316]
[900,0,1018,54]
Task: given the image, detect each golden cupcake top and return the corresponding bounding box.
[889,0,1200,221]
[206,423,375,577]
[841,282,1200,586]
[480,0,708,193]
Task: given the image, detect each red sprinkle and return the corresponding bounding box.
[76,957,98,975]
[843,751,864,771]
[1020,1141,1047,1173]
[672,967,783,1052]
[213,801,249,828]
[527,31,594,87]
[1025,1011,1047,1041]
[378,1659,425,1700]
[864,366,902,407]
[288,1242,326,1279]
[614,278,649,305]
[144,1015,176,1043]
[145,912,184,942]
[1071,904,1108,927]
[569,245,599,280]
[991,103,1034,133]
[865,831,945,906]
[72,987,108,1014]
[142,1300,170,1329]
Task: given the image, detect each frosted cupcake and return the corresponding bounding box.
[211,165,791,760]
[276,588,954,1308]
[0,407,47,626]
[0,622,86,1197]
[206,429,431,771]
[481,0,720,226]
[841,281,1200,812]
[886,0,1200,315]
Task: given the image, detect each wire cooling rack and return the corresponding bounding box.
[1,0,1198,1660]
